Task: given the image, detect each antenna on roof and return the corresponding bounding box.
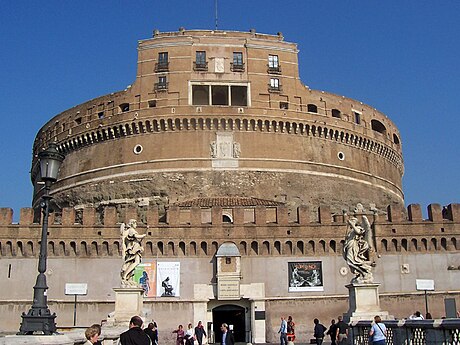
[215,0,218,30]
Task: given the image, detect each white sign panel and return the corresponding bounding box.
[416,279,435,291]
[65,283,88,295]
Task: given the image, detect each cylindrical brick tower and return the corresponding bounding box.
[31,29,404,218]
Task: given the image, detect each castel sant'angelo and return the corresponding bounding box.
[1,29,459,341]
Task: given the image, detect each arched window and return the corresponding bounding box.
[331,109,341,118]
[307,104,318,113]
[371,119,386,135]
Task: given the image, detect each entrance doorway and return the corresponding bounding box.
[212,305,246,343]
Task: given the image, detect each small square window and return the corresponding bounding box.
[98,111,104,119]
[225,257,231,264]
[148,100,157,108]
[280,102,288,110]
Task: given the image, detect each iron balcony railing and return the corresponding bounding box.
[155,61,169,72]
[268,84,282,93]
[193,61,208,71]
[230,62,245,72]
[154,82,168,91]
[267,65,282,74]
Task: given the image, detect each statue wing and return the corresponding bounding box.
[362,216,374,250]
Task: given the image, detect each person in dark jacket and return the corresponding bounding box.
[194,321,207,345]
[144,322,158,345]
[120,316,151,345]
[220,323,234,345]
[326,319,338,345]
[313,318,327,345]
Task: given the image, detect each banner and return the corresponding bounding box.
[288,261,323,292]
[134,262,157,297]
[156,262,181,297]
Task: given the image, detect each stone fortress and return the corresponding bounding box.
[1,29,459,342]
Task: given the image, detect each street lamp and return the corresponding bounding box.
[18,143,65,335]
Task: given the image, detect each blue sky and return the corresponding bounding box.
[0,1,459,219]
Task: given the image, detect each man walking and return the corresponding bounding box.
[120,316,151,345]
[278,316,288,345]
[221,323,234,345]
[195,321,207,345]
[336,316,348,345]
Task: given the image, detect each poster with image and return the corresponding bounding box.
[156,262,180,297]
[134,261,157,297]
[288,261,324,292]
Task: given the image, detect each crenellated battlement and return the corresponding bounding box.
[1,203,460,226]
[0,203,458,258]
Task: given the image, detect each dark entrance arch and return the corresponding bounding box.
[212,304,246,343]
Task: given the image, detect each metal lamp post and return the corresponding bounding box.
[18,143,65,335]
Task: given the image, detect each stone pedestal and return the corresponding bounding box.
[344,283,393,322]
[111,287,144,325]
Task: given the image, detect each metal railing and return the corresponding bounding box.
[230,62,245,72]
[350,319,460,345]
[193,61,208,71]
[155,61,169,72]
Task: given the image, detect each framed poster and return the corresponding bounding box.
[156,262,181,297]
[288,261,324,292]
[134,262,157,298]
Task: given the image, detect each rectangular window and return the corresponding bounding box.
[233,52,243,66]
[231,86,247,106]
[192,85,210,105]
[354,111,361,124]
[231,52,244,72]
[155,76,168,91]
[191,83,249,106]
[211,85,229,105]
[268,55,279,68]
[269,78,280,91]
[156,52,169,72]
[158,52,168,64]
[268,54,281,74]
[196,51,206,65]
[194,51,208,71]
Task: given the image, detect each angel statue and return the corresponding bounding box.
[343,215,374,284]
[120,219,146,287]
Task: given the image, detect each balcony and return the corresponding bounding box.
[193,61,208,72]
[267,65,282,74]
[154,82,168,91]
[268,84,282,93]
[155,61,169,72]
[230,62,245,72]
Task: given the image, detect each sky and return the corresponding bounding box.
[0,1,459,219]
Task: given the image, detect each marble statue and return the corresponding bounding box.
[343,214,374,283]
[210,141,217,158]
[120,219,146,287]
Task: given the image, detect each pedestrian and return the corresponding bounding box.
[145,322,158,345]
[195,321,207,345]
[185,323,195,345]
[287,316,295,342]
[368,315,386,345]
[220,323,234,345]
[90,324,102,345]
[409,311,424,320]
[278,316,288,345]
[336,316,348,345]
[313,318,327,345]
[84,325,100,345]
[119,316,151,345]
[173,325,185,345]
[326,319,338,345]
